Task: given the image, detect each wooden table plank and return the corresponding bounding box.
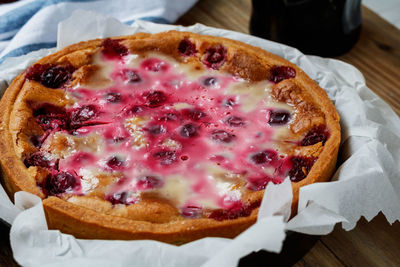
[321,214,400,267]
[293,241,344,267]
[337,7,400,115]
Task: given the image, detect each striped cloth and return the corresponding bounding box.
[0,0,197,64]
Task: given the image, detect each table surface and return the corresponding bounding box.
[1,0,400,266]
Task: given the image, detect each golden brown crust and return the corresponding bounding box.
[43,196,257,244]
[0,31,340,243]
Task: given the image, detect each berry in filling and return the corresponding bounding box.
[288,156,316,182]
[268,110,291,125]
[180,123,199,138]
[301,125,329,146]
[107,191,137,205]
[101,38,128,59]
[43,171,78,196]
[30,135,43,148]
[146,124,166,135]
[153,150,177,165]
[184,109,207,121]
[33,104,68,131]
[69,105,98,128]
[203,45,227,70]
[106,156,124,170]
[40,65,75,89]
[208,200,261,221]
[178,38,197,56]
[26,64,75,89]
[203,77,218,87]
[224,98,236,107]
[136,175,163,190]
[124,105,145,115]
[144,91,167,107]
[121,69,142,83]
[269,65,296,83]
[211,129,235,143]
[250,149,278,165]
[225,116,245,127]
[26,64,51,81]
[105,92,122,103]
[24,152,53,168]
[159,113,178,121]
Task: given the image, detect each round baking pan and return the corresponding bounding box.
[239,231,320,266]
[0,219,18,267]
[0,218,319,267]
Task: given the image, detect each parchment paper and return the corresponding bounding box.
[0,10,399,267]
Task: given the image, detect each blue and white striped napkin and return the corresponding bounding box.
[0,0,197,64]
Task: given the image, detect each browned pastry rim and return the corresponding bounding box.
[0,31,340,244]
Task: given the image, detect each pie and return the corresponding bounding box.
[0,31,340,244]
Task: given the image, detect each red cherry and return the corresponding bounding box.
[136,175,163,190]
[180,124,199,138]
[178,38,197,56]
[44,171,77,195]
[144,91,167,107]
[211,130,235,143]
[269,65,296,83]
[203,45,227,70]
[101,38,128,59]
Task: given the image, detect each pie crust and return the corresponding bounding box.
[0,31,340,244]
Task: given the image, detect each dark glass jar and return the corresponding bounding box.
[250,0,362,57]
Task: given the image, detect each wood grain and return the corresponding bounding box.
[337,7,400,115]
[294,241,344,267]
[321,214,400,267]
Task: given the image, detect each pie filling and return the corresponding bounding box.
[23,39,328,220]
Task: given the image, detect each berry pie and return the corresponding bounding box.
[0,31,340,244]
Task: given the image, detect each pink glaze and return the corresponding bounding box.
[55,53,296,212]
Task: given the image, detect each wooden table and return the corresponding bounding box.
[1,0,400,266]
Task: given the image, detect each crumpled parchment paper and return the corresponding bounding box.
[0,10,399,267]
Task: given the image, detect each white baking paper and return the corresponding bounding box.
[0,9,400,267]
